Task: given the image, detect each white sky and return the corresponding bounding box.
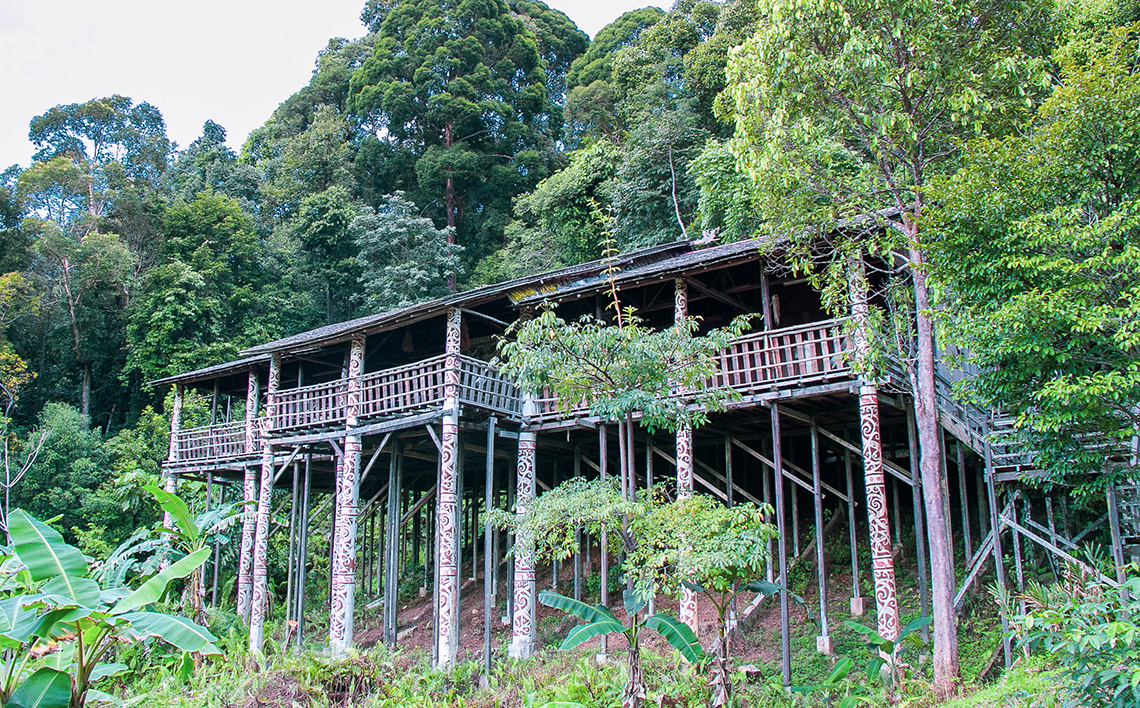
[0,0,663,170]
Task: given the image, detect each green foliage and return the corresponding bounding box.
[0,508,218,708]
[926,25,1140,492]
[498,306,752,433]
[718,0,1051,313]
[289,185,362,324]
[353,192,463,312]
[8,403,107,537]
[348,0,567,268]
[539,588,703,708]
[1010,571,1140,708]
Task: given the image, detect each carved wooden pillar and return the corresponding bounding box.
[436,308,463,667]
[237,368,259,620]
[331,334,365,654]
[509,428,537,658]
[164,384,183,498]
[160,384,184,571]
[850,256,900,642]
[249,353,280,653]
[673,278,698,631]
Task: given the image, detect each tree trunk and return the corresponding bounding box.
[907,223,960,695]
[624,634,645,708]
[444,122,457,292]
[80,362,92,417]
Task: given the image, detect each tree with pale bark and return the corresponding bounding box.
[718,0,1051,692]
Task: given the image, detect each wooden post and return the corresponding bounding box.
[294,453,312,648]
[249,352,281,654]
[573,445,582,602]
[812,418,833,654]
[483,416,496,676]
[437,307,463,668]
[957,440,973,562]
[984,441,1011,666]
[674,278,698,632]
[846,449,865,615]
[509,429,537,658]
[599,425,609,656]
[384,444,402,647]
[330,334,365,655]
[849,255,901,644]
[907,407,932,641]
[237,368,259,621]
[161,384,184,570]
[772,404,791,688]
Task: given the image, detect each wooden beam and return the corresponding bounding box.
[684,276,751,313]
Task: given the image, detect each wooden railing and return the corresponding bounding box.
[360,356,447,419]
[173,421,249,464]
[271,378,347,432]
[531,319,853,424]
[458,355,522,417]
[267,355,519,433]
[708,318,850,396]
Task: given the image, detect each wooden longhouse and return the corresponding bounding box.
[155,236,1140,680]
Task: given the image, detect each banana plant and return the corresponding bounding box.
[0,509,219,708]
[539,588,702,708]
[143,485,248,625]
[681,578,802,707]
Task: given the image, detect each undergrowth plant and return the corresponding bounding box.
[0,509,219,708]
[1007,565,1140,708]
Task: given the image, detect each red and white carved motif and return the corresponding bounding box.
[237,370,259,620]
[330,335,365,654]
[674,278,698,631]
[248,354,280,653]
[236,465,257,620]
[510,434,537,658]
[859,385,900,641]
[248,445,275,652]
[330,434,361,652]
[436,310,463,667]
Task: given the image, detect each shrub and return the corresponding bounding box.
[1008,567,1140,708]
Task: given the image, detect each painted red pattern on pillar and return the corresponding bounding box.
[237,369,259,620]
[673,278,698,631]
[436,309,463,667]
[510,434,537,658]
[330,334,365,654]
[859,385,900,641]
[249,354,280,653]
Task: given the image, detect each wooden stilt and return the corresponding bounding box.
[384,444,402,647]
[483,417,497,675]
[812,419,832,654]
[249,353,281,654]
[906,406,931,642]
[599,425,609,656]
[509,429,537,658]
[436,307,463,668]
[574,445,582,602]
[859,386,901,643]
[957,440,972,562]
[845,449,865,615]
[330,334,365,655]
[985,440,1011,667]
[772,404,791,688]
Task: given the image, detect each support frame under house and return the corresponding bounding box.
[155,236,1140,679]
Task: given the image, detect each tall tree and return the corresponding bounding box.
[19,157,137,417]
[353,191,461,311]
[927,24,1140,494]
[720,0,1051,691]
[348,0,568,273]
[290,186,362,324]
